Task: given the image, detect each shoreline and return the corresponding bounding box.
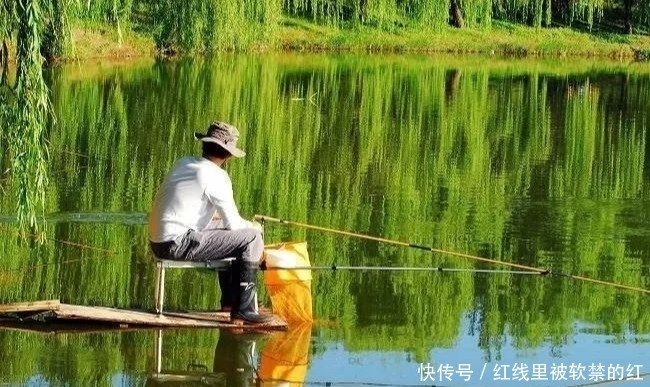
[275,19,650,60]
[4,18,650,67]
[48,51,650,86]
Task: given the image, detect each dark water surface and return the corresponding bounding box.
[1,54,650,386]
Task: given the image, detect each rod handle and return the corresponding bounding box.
[254,215,281,223]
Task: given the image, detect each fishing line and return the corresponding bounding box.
[255,215,650,295]
[0,225,116,255]
[0,225,538,277]
[0,225,120,302]
[0,224,541,276]
[0,165,91,184]
[256,215,547,274]
[1,217,648,296]
[0,225,118,274]
[261,265,541,275]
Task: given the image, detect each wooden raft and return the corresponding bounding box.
[0,299,288,331]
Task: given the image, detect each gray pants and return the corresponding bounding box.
[150,226,264,264]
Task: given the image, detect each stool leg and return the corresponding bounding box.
[155,329,163,374]
[155,264,165,315]
[257,222,264,314]
[158,267,166,314]
[154,263,161,314]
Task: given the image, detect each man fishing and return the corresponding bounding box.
[148,121,273,325]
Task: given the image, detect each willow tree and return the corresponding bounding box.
[152,0,282,53]
[492,0,548,27]
[621,0,650,34]
[281,0,499,29]
[0,0,70,237]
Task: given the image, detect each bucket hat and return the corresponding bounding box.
[194,121,246,158]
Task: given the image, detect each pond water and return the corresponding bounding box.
[1,54,650,387]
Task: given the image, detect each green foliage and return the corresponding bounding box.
[0,1,17,41]
[151,0,282,53]
[1,0,650,241]
[72,0,134,24]
[633,0,650,31]
[460,0,493,27]
[277,0,648,32]
[2,0,54,236]
[1,56,649,371]
[281,0,491,29]
[41,0,73,58]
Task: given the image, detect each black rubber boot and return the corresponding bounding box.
[213,330,269,386]
[218,268,233,312]
[230,261,274,325]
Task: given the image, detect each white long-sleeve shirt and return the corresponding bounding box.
[148,156,254,243]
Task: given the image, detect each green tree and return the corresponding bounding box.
[0,0,62,237]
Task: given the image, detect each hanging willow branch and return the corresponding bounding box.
[1,0,60,239]
[151,0,282,53]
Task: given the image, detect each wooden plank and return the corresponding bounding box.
[52,304,288,330]
[0,299,60,314]
[165,309,287,330]
[163,311,229,323]
[0,300,288,330]
[174,307,275,322]
[148,373,225,384]
[54,305,227,327]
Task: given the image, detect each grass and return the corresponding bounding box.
[276,18,650,59]
[4,17,650,64]
[64,21,154,61]
[4,20,154,66]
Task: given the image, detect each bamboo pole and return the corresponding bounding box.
[256,215,650,295]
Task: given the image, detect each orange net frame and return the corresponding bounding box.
[261,241,314,325]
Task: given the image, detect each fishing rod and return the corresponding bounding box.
[255,215,650,296]
[260,264,541,275]
[0,225,539,277]
[256,215,547,273]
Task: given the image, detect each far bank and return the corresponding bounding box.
[23,18,650,65]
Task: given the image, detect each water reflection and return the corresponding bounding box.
[258,323,312,387]
[148,329,265,387]
[147,324,312,387]
[1,54,650,385]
